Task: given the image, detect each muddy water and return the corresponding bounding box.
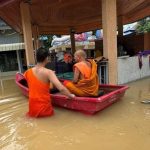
[0,76,150,150]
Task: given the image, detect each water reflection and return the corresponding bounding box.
[0,77,150,150]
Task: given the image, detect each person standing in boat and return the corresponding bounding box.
[63,49,99,97]
[24,47,75,118]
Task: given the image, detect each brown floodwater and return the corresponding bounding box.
[0,76,150,150]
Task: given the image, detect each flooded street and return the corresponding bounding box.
[0,76,150,150]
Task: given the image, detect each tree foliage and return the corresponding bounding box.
[40,35,53,49]
[136,17,150,33]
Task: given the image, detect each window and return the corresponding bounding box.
[0,51,18,72]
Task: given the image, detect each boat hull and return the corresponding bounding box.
[16,72,129,114]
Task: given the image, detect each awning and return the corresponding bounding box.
[49,41,95,52]
[0,43,25,52]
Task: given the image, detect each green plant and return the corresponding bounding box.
[136,17,150,33]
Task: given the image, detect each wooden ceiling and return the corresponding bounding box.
[0,0,149,35]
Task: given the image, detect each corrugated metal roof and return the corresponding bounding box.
[0,19,6,26]
[0,32,23,44]
[0,19,11,29]
[0,43,24,51]
[0,19,24,51]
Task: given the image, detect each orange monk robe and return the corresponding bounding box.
[24,69,53,117]
[64,59,99,97]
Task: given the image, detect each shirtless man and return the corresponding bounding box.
[24,47,75,118]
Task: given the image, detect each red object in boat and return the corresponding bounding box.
[15,72,129,114]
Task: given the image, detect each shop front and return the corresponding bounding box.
[0,43,25,76]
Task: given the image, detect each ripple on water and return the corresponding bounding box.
[1,77,150,150]
[144,108,150,120]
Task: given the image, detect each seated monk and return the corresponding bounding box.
[63,49,99,97]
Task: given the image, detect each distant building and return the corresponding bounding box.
[0,19,26,76]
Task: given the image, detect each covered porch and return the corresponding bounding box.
[0,0,149,84]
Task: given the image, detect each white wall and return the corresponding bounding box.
[118,55,150,84]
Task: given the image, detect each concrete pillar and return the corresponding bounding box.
[70,30,76,54]
[32,25,40,51]
[20,2,35,67]
[102,0,118,84]
[144,33,150,50]
[118,16,123,37]
[16,50,23,73]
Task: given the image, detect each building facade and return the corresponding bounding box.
[0,19,26,76]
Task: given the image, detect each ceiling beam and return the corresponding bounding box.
[0,0,19,8]
[123,6,150,24]
[0,10,21,33]
[121,0,147,15]
[38,21,102,35]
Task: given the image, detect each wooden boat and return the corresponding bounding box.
[15,72,129,114]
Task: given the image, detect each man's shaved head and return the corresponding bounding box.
[74,49,87,59]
